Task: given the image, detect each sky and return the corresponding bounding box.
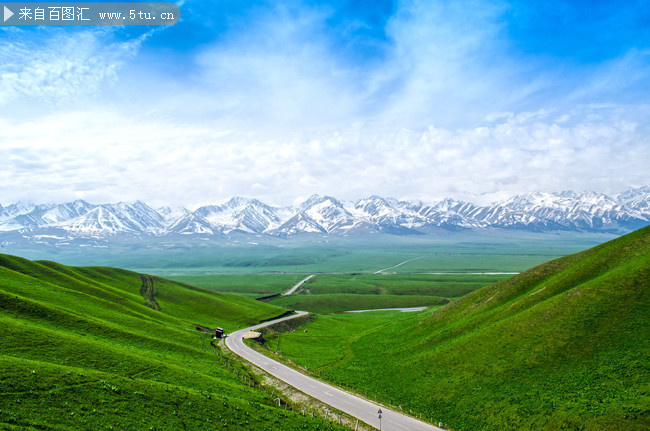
[0,0,649,207]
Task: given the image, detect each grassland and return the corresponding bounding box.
[268,293,448,313]
[260,227,650,430]
[166,274,305,298]
[300,273,509,296]
[2,228,640,429]
[4,231,613,275]
[0,254,347,430]
[265,273,509,312]
[166,272,509,312]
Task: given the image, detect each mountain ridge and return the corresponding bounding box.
[1,187,648,239]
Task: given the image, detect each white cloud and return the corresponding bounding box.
[0,28,147,108]
[190,4,366,130]
[0,1,648,206]
[0,105,647,206]
[567,49,650,104]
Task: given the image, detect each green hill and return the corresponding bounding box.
[0,254,345,430]
[271,226,650,430]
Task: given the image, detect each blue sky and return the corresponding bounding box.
[0,0,648,206]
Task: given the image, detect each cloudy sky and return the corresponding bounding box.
[0,0,649,207]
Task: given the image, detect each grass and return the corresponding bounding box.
[3,231,613,275]
[268,293,449,313]
[0,254,347,430]
[263,273,509,312]
[260,227,650,430]
[167,274,306,298]
[1,229,640,429]
[303,273,509,296]
[164,272,508,312]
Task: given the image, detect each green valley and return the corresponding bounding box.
[258,226,650,430]
[2,226,647,430]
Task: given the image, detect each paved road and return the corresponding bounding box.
[374,256,426,274]
[344,306,428,313]
[225,311,442,431]
[282,275,315,296]
[426,272,519,275]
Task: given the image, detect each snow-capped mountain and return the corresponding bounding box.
[0,187,648,241]
[59,201,164,235]
[157,206,191,227]
[351,196,427,233]
[618,186,650,213]
[0,200,95,232]
[473,191,648,232]
[0,202,36,224]
[192,197,282,234]
[272,212,328,237]
[296,195,358,233]
[166,212,217,236]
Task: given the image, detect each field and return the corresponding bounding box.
[0,254,347,430]
[265,273,510,312]
[256,227,650,430]
[2,231,614,275]
[167,274,306,298]
[156,232,607,313]
[168,272,511,312]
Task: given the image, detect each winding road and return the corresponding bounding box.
[225,311,442,431]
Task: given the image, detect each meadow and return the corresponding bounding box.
[256,227,650,430]
[1,228,640,430]
[3,231,613,275]
[168,272,511,312]
[265,273,510,312]
[0,254,347,430]
[167,273,306,298]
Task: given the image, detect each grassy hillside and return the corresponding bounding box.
[269,227,650,430]
[0,254,346,430]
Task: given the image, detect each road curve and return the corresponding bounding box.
[282,275,315,296]
[225,311,442,431]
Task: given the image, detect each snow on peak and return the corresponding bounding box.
[0,186,648,238]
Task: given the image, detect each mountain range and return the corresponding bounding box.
[1,187,649,241]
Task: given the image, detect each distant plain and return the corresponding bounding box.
[3,231,615,276]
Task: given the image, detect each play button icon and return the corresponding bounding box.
[4,5,14,22]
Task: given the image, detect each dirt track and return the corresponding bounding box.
[139,274,161,311]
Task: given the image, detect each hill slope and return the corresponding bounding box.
[0,254,345,430]
[273,226,650,430]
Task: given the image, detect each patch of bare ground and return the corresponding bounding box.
[568,288,582,297]
[139,274,161,311]
[530,286,547,296]
[470,293,496,311]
